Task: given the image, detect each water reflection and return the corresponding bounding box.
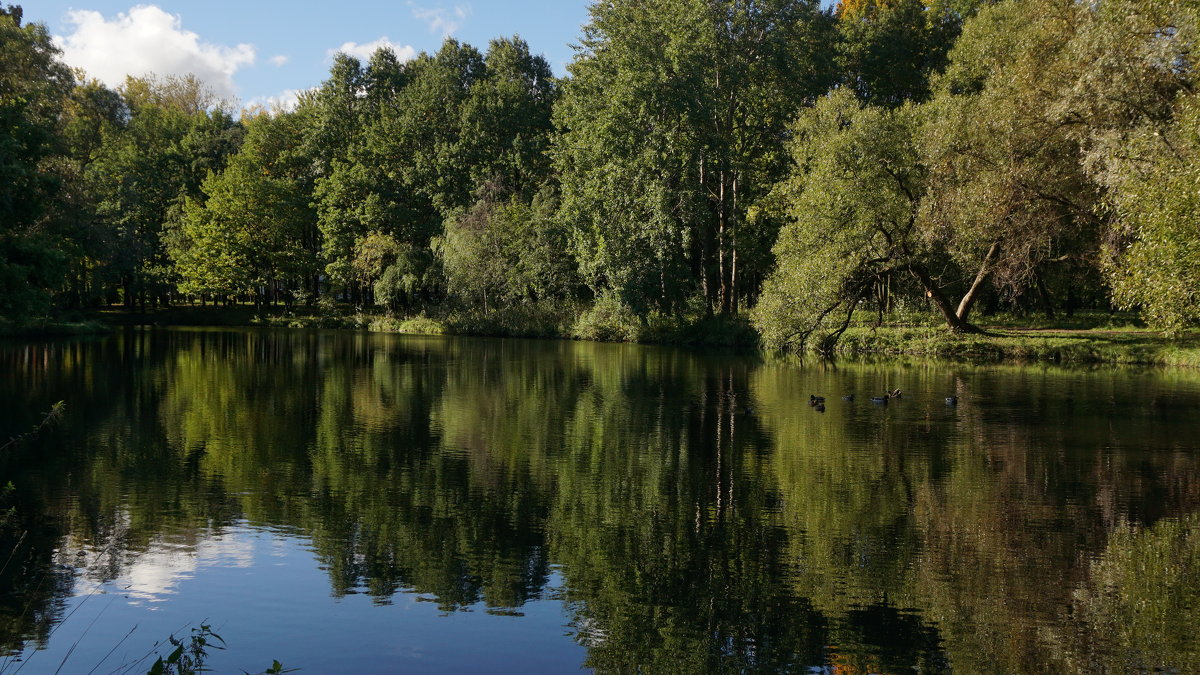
[1,329,1199,672]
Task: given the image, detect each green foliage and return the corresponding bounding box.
[172,159,309,298]
[169,109,314,301]
[367,313,447,335]
[836,0,977,106]
[922,0,1097,301]
[0,7,74,319]
[1104,94,1200,333]
[441,187,576,311]
[353,231,435,313]
[833,324,1200,366]
[6,0,1200,341]
[146,624,225,675]
[570,292,643,342]
[555,0,836,315]
[754,90,930,351]
[1075,0,1200,333]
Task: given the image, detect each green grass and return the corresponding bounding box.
[28,304,1200,368]
[835,323,1200,367]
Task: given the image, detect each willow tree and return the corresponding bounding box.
[920,0,1103,318]
[555,0,835,315]
[1068,0,1200,332]
[753,90,980,352]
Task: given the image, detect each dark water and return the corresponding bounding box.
[2,328,1199,673]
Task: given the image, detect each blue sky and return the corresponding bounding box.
[24,1,594,108]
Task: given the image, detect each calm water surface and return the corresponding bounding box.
[2,328,1199,673]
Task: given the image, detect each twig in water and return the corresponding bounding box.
[1,402,66,452]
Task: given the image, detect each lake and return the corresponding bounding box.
[2,328,1198,673]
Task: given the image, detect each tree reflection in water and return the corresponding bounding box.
[1,328,1199,672]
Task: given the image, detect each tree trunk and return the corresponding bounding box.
[955,241,1000,323]
[718,170,727,314]
[908,264,980,333]
[1035,272,1056,320]
[699,155,712,315]
[730,172,739,315]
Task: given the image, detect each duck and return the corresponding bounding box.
[887,388,902,399]
[814,402,826,413]
[809,394,825,406]
[744,406,754,416]
[870,395,889,404]
[841,394,855,401]
[945,396,958,406]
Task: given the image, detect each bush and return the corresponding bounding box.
[367,314,447,335]
[445,301,571,338]
[570,294,643,342]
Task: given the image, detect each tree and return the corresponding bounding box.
[754,90,974,351]
[0,5,74,318]
[458,37,557,201]
[920,0,1099,319]
[835,0,983,107]
[441,187,575,312]
[88,75,242,309]
[1067,0,1199,332]
[50,77,127,308]
[555,0,836,315]
[1101,93,1200,333]
[315,38,558,306]
[170,111,314,304]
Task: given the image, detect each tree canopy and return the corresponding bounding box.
[2,0,1200,345]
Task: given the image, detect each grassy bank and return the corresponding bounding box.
[835,324,1200,367]
[21,305,1200,368]
[81,302,761,348]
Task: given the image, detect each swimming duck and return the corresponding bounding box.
[945,396,958,405]
[870,396,889,404]
[809,394,825,406]
[888,388,902,399]
[814,402,826,413]
[841,394,854,401]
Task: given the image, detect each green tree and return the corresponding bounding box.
[315,38,558,307]
[441,187,575,311]
[555,0,836,315]
[920,0,1099,319]
[754,90,969,351]
[88,75,242,309]
[170,112,314,303]
[0,5,74,318]
[1069,0,1199,331]
[835,0,984,107]
[1101,93,1200,333]
[43,78,126,308]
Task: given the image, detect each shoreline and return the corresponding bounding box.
[7,307,1200,368]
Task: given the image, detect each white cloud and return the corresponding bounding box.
[268,54,289,67]
[53,5,254,100]
[247,87,312,114]
[412,4,471,36]
[329,37,418,63]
